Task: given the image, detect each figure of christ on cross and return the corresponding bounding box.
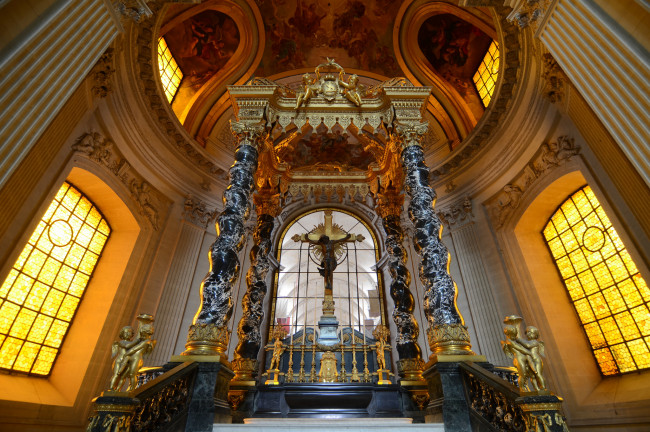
[291,210,365,316]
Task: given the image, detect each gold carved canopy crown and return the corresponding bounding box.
[227,61,432,203]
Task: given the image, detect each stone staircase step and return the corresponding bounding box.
[213,418,444,431]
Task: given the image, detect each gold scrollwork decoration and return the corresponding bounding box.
[427,323,474,355]
[184,323,229,355]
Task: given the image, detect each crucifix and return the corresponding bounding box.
[292,210,365,318]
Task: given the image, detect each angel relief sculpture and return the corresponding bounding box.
[501,315,547,392]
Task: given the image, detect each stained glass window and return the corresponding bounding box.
[272,210,385,338]
[543,186,650,376]
[0,182,110,376]
[157,37,183,103]
[473,40,499,108]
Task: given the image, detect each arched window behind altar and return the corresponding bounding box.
[0,182,110,376]
[271,209,386,338]
[543,185,650,376]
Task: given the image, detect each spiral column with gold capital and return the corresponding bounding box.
[391,121,475,360]
[181,120,266,359]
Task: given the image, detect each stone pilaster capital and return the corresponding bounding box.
[112,0,153,24]
[230,120,267,149]
[437,196,474,230]
[541,52,566,105]
[183,194,218,228]
[505,0,553,31]
[376,191,404,219]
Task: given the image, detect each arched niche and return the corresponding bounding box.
[154,0,264,138]
[394,1,499,143]
[505,169,650,425]
[0,166,141,419]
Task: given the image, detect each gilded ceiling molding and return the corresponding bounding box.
[71,132,169,230]
[486,135,580,229]
[129,0,261,181]
[427,5,523,182]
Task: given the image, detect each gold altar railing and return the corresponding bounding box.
[87,362,198,432]
[262,339,394,385]
[459,362,570,432]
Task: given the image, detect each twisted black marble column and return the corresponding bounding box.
[396,123,472,356]
[380,211,422,361]
[194,144,258,325]
[235,212,274,360]
[184,123,262,356]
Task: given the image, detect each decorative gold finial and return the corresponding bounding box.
[501,315,547,392]
[108,314,156,392]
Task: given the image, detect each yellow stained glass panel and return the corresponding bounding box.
[472,40,499,107]
[627,339,650,368]
[158,37,184,103]
[0,182,110,375]
[611,343,635,373]
[0,270,18,297]
[544,185,650,375]
[0,302,21,333]
[0,337,23,369]
[14,342,40,372]
[9,309,37,339]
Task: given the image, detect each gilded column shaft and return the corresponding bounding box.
[395,124,473,356]
[185,123,263,356]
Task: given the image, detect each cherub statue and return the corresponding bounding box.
[109,326,137,391]
[109,321,156,392]
[519,326,546,391]
[501,316,547,392]
[296,73,319,109]
[339,73,362,106]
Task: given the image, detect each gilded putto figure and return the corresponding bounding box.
[501,315,547,392]
[109,314,156,392]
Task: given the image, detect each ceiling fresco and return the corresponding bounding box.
[417,13,492,98]
[256,0,402,78]
[163,10,240,106]
[275,124,377,171]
